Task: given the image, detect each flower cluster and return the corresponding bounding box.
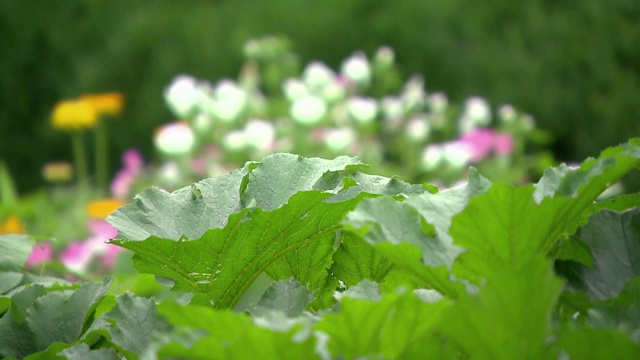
[51,93,124,131]
[23,198,125,277]
[141,36,551,193]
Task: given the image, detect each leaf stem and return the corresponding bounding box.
[72,130,89,191]
[95,117,108,195]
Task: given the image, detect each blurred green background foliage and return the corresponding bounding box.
[1,0,639,194]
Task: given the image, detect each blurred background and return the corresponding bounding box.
[2,0,639,195]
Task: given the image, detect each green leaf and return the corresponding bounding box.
[250,278,314,317]
[343,196,464,298]
[108,167,247,241]
[587,277,640,344]
[574,208,640,299]
[335,279,382,301]
[241,153,362,210]
[0,285,47,358]
[533,138,640,235]
[440,257,564,359]
[330,232,394,288]
[315,291,449,359]
[113,191,360,309]
[553,236,593,266]
[0,234,35,271]
[157,302,316,359]
[0,272,23,295]
[109,154,429,310]
[83,293,171,358]
[59,343,119,360]
[341,169,490,298]
[26,280,112,350]
[558,327,640,359]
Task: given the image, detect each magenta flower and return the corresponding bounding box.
[111,148,144,199]
[122,149,143,171]
[60,241,93,272]
[456,128,515,162]
[458,128,495,162]
[494,132,514,155]
[61,220,123,272]
[26,242,53,266]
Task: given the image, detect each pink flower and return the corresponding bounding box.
[61,220,123,272]
[458,129,495,162]
[493,133,514,155]
[26,242,53,266]
[60,241,93,272]
[456,128,515,162]
[122,149,143,171]
[110,148,144,199]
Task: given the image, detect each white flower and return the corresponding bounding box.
[381,97,404,131]
[405,117,430,142]
[459,97,491,133]
[428,92,448,113]
[341,52,371,86]
[164,75,200,118]
[320,80,347,103]
[211,80,247,123]
[442,141,473,168]
[421,145,444,171]
[401,76,426,112]
[374,46,394,68]
[192,113,213,135]
[290,95,327,125]
[222,130,247,152]
[498,104,517,124]
[244,120,275,151]
[303,62,335,91]
[158,161,181,185]
[323,127,356,152]
[154,122,195,156]
[283,78,309,102]
[347,97,378,124]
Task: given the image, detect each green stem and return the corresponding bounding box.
[72,131,89,191]
[95,118,108,194]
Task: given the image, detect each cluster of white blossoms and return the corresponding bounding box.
[150,37,544,190]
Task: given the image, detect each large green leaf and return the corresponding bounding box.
[341,168,491,298]
[440,257,564,359]
[109,154,425,309]
[0,234,35,271]
[587,277,640,344]
[0,281,110,358]
[451,139,640,282]
[0,285,46,358]
[26,280,111,350]
[572,208,640,299]
[557,327,640,359]
[315,290,450,359]
[330,231,395,288]
[108,168,247,241]
[83,293,171,359]
[113,191,361,309]
[533,138,640,236]
[157,302,316,359]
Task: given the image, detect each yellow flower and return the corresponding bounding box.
[0,215,24,234]
[82,92,125,116]
[87,199,125,219]
[51,99,98,130]
[42,162,74,182]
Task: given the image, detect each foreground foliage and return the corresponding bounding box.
[1,138,639,359]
